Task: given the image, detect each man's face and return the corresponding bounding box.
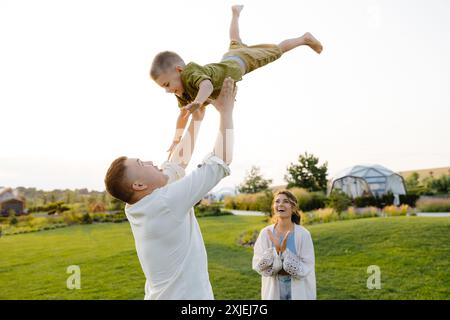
[155,67,184,97]
[124,158,168,192]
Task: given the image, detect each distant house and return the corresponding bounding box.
[0,187,26,216]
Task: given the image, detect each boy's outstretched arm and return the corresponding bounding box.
[183,79,214,113]
[167,108,190,157]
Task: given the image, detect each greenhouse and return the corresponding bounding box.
[329,164,407,205]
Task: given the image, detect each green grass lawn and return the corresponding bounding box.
[0,215,449,299]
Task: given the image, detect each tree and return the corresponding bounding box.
[285,152,328,192]
[405,172,420,189]
[238,166,273,194]
[428,174,450,194]
[109,197,125,212]
[405,172,428,194]
[65,191,73,204]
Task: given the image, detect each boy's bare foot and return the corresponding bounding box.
[232,5,244,16]
[303,32,323,54]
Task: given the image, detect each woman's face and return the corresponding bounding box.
[273,194,293,220]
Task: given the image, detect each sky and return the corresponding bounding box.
[1,0,449,192]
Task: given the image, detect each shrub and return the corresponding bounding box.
[353,193,418,208]
[194,202,233,218]
[9,216,18,226]
[339,206,356,220]
[354,195,378,208]
[28,217,48,228]
[339,206,380,220]
[89,202,106,213]
[236,229,260,247]
[317,208,339,223]
[81,213,93,224]
[28,201,70,214]
[62,211,83,225]
[383,204,410,216]
[288,188,326,212]
[224,196,236,209]
[426,174,450,194]
[299,211,311,225]
[416,198,450,212]
[300,208,339,225]
[399,194,420,207]
[92,213,107,222]
[257,190,274,213]
[327,190,352,213]
[379,193,395,207]
[232,194,250,211]
[224,191,273,214]
[354,193,401,208]
[357,206,380,218]
[225,188,325,214]
[17,214,34,224]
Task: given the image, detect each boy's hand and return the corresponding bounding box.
[182,101,202,114]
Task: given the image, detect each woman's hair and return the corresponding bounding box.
[271,189,301,225]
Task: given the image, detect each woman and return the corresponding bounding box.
[252,190,316,300]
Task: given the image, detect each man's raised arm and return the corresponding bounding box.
[211,77,236,165]
[163,77,237,217]
[169,106,206,169]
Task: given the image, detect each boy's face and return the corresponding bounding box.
[155,66,184,97]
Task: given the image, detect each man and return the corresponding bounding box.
[104,77,236,299]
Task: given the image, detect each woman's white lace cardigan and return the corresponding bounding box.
[252,224,317,300]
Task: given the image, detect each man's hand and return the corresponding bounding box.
[211,77,237,114]
[168,106,205,160]
[168,107,204,159]
[167,109,191,159]
[191,105,206,121]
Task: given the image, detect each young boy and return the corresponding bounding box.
[150,5,323,155]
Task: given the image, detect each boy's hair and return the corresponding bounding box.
[104,156,134,204]
[150,51,185,80]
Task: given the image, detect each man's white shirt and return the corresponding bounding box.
[125,153,230,300]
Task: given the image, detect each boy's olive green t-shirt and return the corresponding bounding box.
[176,61,243,108]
